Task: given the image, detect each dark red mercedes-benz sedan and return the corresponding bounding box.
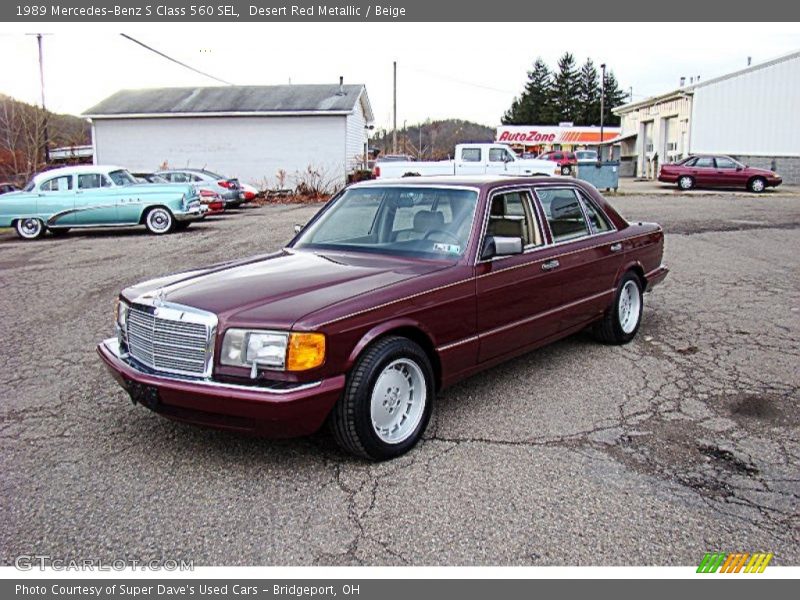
[98,176,668,460]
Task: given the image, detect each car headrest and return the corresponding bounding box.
[550,196,582,219]
[413,210,445,232]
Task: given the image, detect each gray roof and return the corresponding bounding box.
[84,84,372,119]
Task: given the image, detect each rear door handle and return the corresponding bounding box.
[609,243,623,252]
[541,259,560,271]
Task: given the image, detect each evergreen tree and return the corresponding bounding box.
[600,70,629,126]
[501,58,553,125]
[576,59,600,126]
[549,52,580,124]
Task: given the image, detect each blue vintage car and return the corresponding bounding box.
[0,165,204,240]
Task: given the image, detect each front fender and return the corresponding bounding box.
[345,318,439,371]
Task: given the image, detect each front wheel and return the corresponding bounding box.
[593,272,643,344]
[15,218,46,240]
[144,207,174,235]
[678,175,694,190]
[330,336,434,460]
[748,177,766,193]
[560,165,572,176]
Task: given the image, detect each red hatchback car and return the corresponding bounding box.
[658,155,782,193]
[98,176,668,460]
[538,151,577,176]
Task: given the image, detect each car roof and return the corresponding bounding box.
[32,164,127,183]
[354,174,575,189]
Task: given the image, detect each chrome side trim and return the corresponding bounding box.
[437,335,479,352]
[480,288,615,339]
[103,338,322,395]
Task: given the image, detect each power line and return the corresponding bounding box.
[120,33,234,85]
[402,64,517,95]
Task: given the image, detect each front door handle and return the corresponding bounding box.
[541,259,560,271]
[609,243,623,252]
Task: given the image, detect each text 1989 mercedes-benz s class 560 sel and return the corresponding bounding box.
[98,175,668,460]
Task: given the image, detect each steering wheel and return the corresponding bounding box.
[423,229,461,245]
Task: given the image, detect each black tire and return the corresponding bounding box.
[560,165,572,176]
[593,272,644,345]
[144,207,175,235]
[678,175,694,190]
[50,228,71,237]
[14,218,46,240]
[330,336,434,460]
[748,177,766,193]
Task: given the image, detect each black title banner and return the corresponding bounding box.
[4,0,800,21]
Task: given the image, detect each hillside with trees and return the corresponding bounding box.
[371,119,495,160]
[0,94,90,183]
[502,53,629,126]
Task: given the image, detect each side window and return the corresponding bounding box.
[486,190,542,248]
[488,148,506,162]
[169,172,188,183]
[694,157,715,168]
[101,174,112,187]
[40,176,72,192]
[78,173,104,189]
[578,191,613,234]
[536,188,591,243]
[461,148,481,162]
[191,174,205,182]
[715,157,737,169]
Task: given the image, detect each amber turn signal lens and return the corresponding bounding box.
[286,333,326,371]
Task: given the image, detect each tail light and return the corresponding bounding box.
[199,189,220,198]
[373,165,381,177]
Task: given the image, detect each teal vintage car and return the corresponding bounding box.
[0,165,205,240]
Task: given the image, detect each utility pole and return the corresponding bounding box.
[392,61,397,154]
[28,33,50,165]
[599,63,606,161]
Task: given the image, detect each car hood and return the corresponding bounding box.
[122,250,451,329]
[125,183,195,196]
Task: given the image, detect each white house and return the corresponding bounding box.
[83,82,375,188]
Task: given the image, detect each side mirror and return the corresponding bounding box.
[481,235,523,260]
[736,166,743,171]
[293,224,302,234]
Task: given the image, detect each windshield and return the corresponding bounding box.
[293,186,479,259]
[108,169,137,186]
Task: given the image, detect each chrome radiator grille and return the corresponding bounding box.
[125,304,213,377]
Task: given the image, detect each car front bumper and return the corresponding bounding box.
[175,205,206,222]
[97,338,345,437]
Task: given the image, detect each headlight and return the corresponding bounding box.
[220,329,325,374]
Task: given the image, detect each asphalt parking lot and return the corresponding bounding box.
[1,192,798,566]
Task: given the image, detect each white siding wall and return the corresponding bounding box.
[345,97,367,172]
[93,115,348,188]
[691,54,800,156]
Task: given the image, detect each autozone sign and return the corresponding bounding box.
[498,130,558,143]
[496,126,622,145]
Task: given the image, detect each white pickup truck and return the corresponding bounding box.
[373,143,560,179]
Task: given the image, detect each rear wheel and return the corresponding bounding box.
[144,207,174,235]
[678,175,694,190]
[593,272,643,345]
[748,177,766,193]
[330,336,434,460]
[560,165,572,176]
[15,218,46,240]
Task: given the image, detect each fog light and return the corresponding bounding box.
[287,333,326,371]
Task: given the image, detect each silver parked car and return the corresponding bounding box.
[156,169,244,207]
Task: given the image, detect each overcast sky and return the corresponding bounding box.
[1,22,798,129]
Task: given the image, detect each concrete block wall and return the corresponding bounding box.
[731,155,800,184]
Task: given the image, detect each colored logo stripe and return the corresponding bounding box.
[697,552,773,573]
